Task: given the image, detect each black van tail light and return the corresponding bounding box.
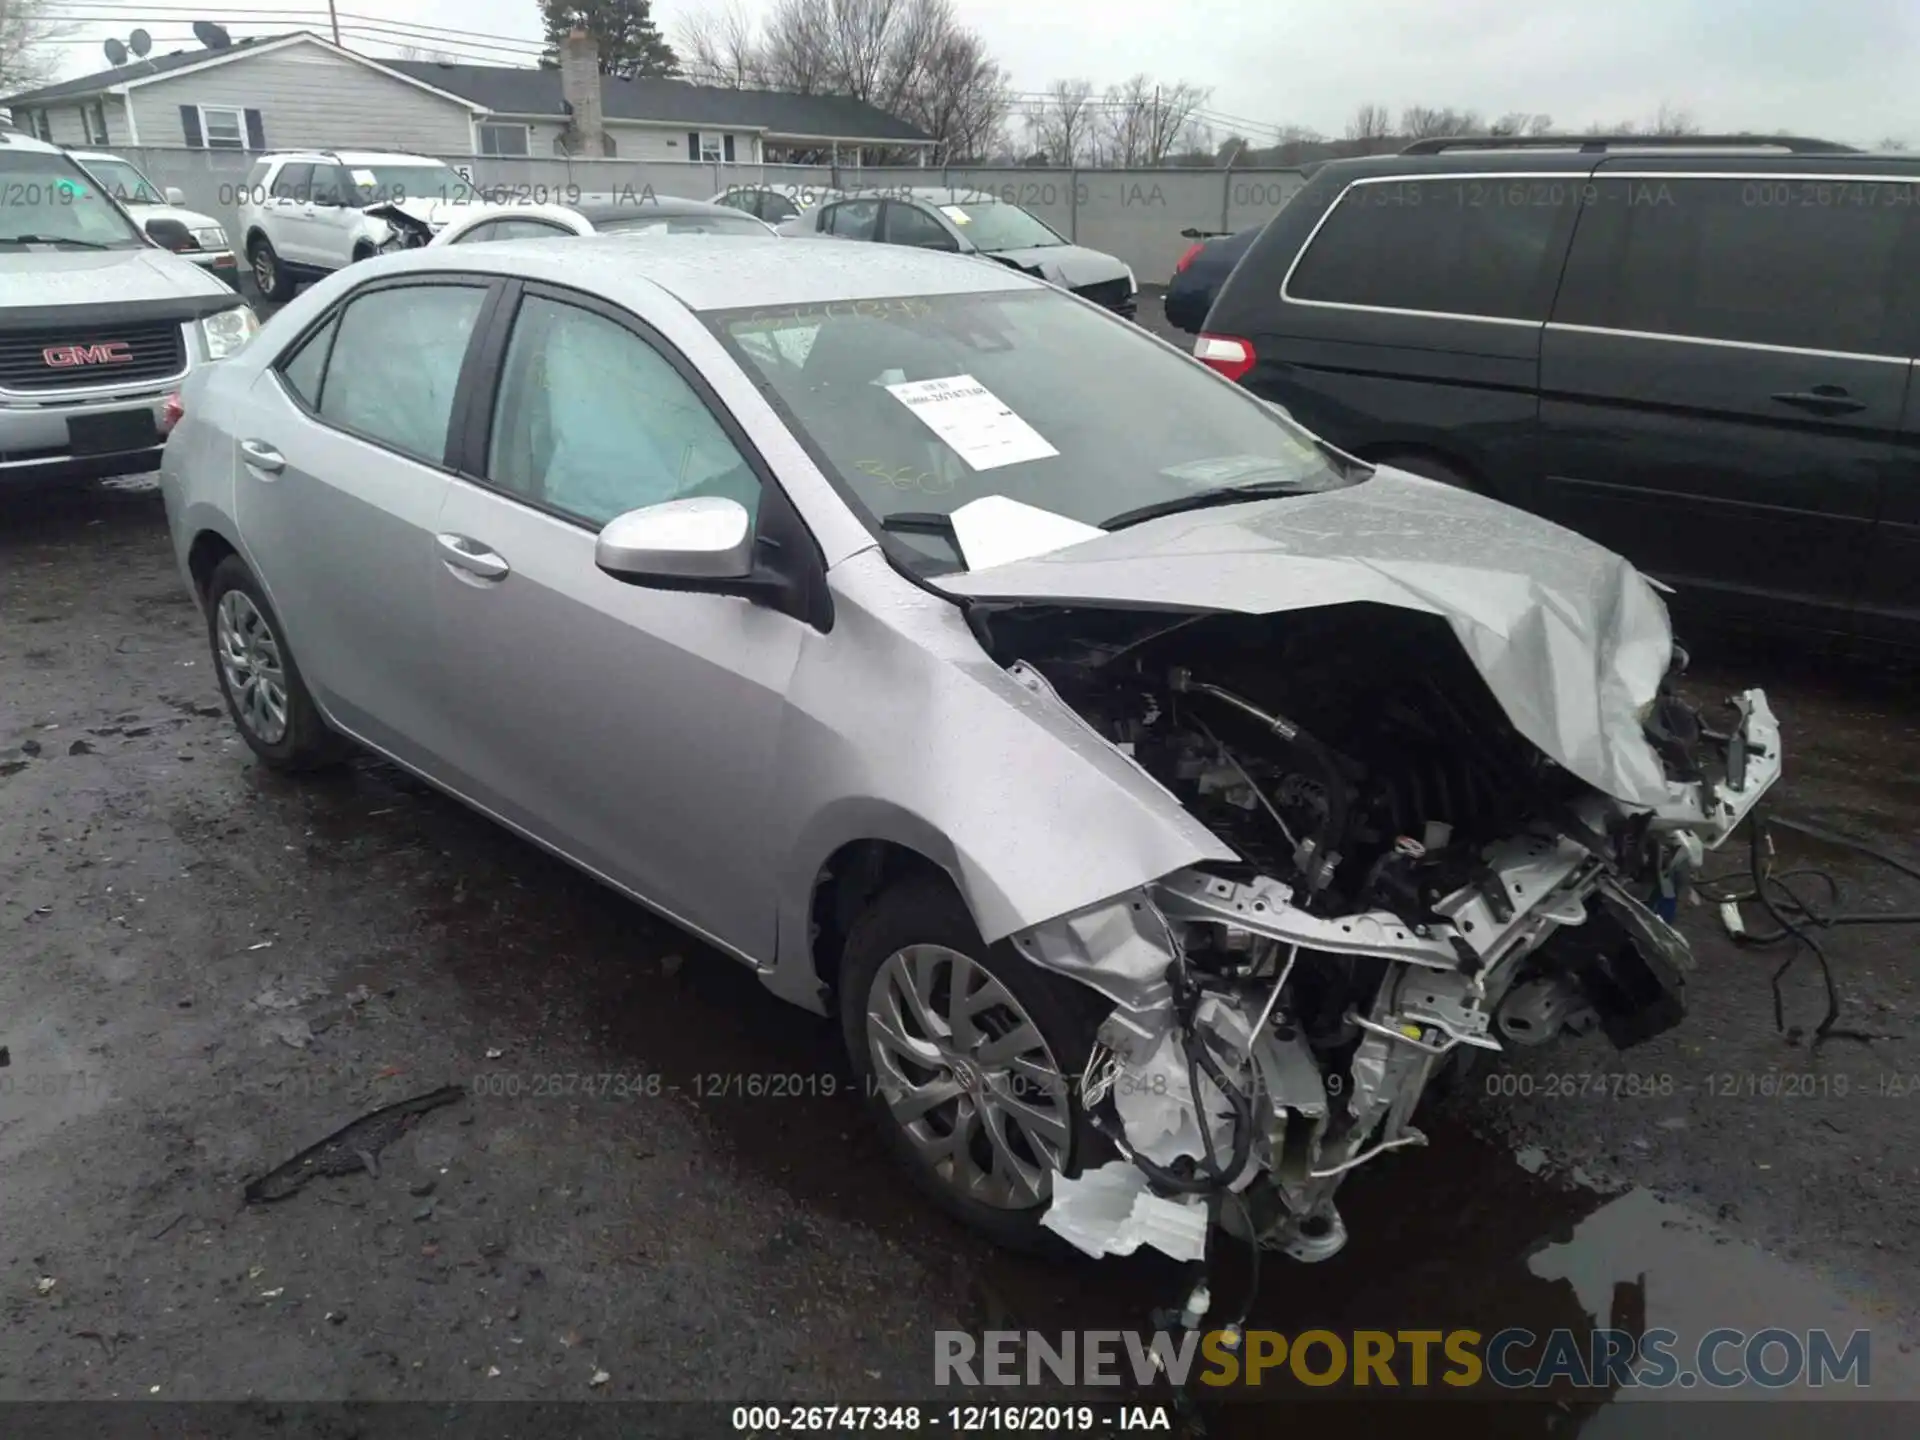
[1174,241,1204,274]
[1194,333,1255,382]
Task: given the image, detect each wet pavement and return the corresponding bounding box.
[6,309,1920,1423]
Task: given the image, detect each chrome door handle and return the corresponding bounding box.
[239,439,285,474]
[436,533,511,581]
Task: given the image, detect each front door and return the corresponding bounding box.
[429,284,803,961]
[1537,171,1913,641]
[231,275,497,765]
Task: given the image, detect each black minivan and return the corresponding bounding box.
[1200,136,1920,650]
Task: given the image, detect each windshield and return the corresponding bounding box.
[76,157,163,205]
[598,212,770,237]
[708,288,1357,570]
[942,200,1065,251]
[346,164,477,205]
[0,152,146,247]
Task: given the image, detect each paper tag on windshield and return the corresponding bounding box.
[941,206,971,224]
[351,169,377,186]
[885,375,1057,471]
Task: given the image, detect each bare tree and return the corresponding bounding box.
[675,1,765,87]
[898,24,1007,162]
[1488,110,1554,137]
[1025,78,1096,165]
[1399,105,1484,139]
[1099,74,1211,166]
[1344,102,1395,154]
[1,0,72,92]
[1648,102,1700,136]
[1877,135,1911,151]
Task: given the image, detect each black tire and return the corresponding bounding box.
[839,875,1112,1252]
[205,554,347,772]
[1376,452,1475,490]
[351,242,377,264]
[248,235,295,302]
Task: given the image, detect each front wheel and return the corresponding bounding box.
[838,876,1109,1250]
[205,555,347,771]
[248,237,294,301]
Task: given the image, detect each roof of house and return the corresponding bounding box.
[387,60,930,143]
[1,31,930,145]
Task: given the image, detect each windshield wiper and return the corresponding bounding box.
[880,511,960,539]
[1098,480,1312,532]
[0,234,115,249]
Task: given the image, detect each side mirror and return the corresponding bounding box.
[164,185,186,206]
[596,496,754,584]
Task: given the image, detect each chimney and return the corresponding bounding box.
[560,27,605,158]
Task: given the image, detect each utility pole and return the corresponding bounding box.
[328,0,340,44]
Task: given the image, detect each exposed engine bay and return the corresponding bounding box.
[976,602,1780,1271]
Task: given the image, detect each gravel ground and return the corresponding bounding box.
[2,284,1919,1426]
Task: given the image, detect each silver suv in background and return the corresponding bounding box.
[0,128,258,486]
[70,150,239,287]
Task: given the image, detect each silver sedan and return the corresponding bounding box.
[160,236,1779,1269]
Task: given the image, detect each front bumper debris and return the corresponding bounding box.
[1020,688,1781,1266]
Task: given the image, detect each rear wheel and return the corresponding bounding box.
[205,555,347,771]
[839,876,1110,1250]
[248,236,294,302]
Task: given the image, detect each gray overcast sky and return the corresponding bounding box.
[41,0,1920,146]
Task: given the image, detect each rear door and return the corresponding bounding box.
[1538,169,1914,639]
[1236,171,1585,510]
[232,274,500,766]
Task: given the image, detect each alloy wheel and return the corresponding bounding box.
[865,944,1072,1209]
[252,246,275,293]
[216,589,290,745]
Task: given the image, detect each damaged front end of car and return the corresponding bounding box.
[977,601,1780,1266]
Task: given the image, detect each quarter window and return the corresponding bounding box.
[277,313,339,408]
[1287,176,1578,321]
[486,295,760,528]
[316,284,487,463]
[1552,176,1919,356]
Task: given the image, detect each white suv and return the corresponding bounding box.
[237,151,485,300]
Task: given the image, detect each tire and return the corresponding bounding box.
[1376,452,1475,490]
[839,875,1112,1251]
[248,236,295,302]
[351,242,377,264]
[205,555,347,772]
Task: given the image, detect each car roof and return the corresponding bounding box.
[1299,146,1917,182]
[572,195,750,224]
[841,186,1000,204]
[0,130,70,157]
[263,150,445,166]
[375,233,1043,312]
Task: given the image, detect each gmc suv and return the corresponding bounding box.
[1199,135,1920,651]
[0,127,258,486]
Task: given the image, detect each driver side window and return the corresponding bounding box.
[485,295,761,529]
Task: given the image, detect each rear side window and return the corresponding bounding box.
[826,199,879,239]
[761,192,800,223]
[1286,176,1579,321]
[1552,176,1920,356]
[269,162,311,200]
[316,283,487,463]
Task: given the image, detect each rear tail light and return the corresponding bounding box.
[159,392,184,435]
[1174,241,1204,274]
[1194,333,1255,383]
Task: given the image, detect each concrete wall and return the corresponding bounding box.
[115,147,1307,279]
[127,41,477,152]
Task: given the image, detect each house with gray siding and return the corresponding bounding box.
[1,30,930,163]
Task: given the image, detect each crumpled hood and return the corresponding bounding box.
[980,243,1129,289]
[0,246,229,306]
[939,468,1685,810]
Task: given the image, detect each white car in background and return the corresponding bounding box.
[415,195,777,248]
[238,150,523,300]
[71,149,239,286]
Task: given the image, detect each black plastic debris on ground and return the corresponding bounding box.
[243,1084,466,1203]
